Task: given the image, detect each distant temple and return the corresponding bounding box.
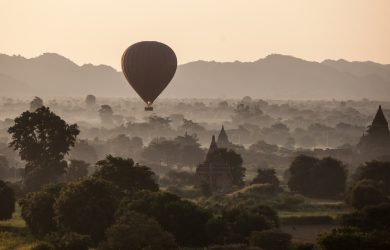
[357,105,390,160]
[196,126,233,191]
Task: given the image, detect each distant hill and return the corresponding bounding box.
[0,53,389,100]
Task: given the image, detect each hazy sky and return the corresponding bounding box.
[1,0,389,70]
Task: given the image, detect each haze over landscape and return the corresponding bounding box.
[1,52,389,100]
[1,1,390,250]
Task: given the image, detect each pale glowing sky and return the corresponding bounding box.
[1,0,389,70]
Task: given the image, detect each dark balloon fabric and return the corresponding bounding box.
[121,41,177,104]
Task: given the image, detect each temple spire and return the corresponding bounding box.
[217,125,230,148]
[206,135,218,160]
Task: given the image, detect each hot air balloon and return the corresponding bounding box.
[121,41,177,111]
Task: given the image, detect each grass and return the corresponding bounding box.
[0,205,38,250]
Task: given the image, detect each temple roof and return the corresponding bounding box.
[206,135,218,160]
[217,125,230,148]
[372,105,388,127]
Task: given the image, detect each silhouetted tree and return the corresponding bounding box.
[85,95,96,108]
[20,183,63,237]
[288,155,347,198]
[94,155,158,194]
[347,179,388,209]
[54,178,119,243]
[8,107,79,191]
[98,105,114,127]
[354,161,390,194]
[208,148,245,187]
[118,191,211,246]
[252,168,280,187]
[101,211,177,250]
[30,96,43,112]
[0,180,15,220]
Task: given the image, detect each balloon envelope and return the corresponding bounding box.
[121,41,177,105]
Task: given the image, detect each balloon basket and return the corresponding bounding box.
[145,106,154,111]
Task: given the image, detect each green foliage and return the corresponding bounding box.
[249,229,292,250]
[31,242,54,250]
[0,180,15,220]
[288,155,347,198]
[20,184,63,237]
[54,178,119,243]
[347,179,388,209]
[8,106,79,191]
[94,155,158,194]
[100,211,177,250]
[118,191,211,246]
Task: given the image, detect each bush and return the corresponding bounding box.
[0,180,15,220]
[20,184,63,237]
[250,229,292,250]
[118,191,210,247]
[347,179,389,209]
[354,161,390,194]
[100,211,177,250]
[317,227,390,250]
[341,202,390,231]
[54,178,119,243]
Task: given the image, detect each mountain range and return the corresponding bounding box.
[0,53,389,100]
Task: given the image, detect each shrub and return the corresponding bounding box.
[347,179,388,209]
[0,180,15,220]
[322,228,370,250]
[20,184,63,237]
[100,211,177,250]
[54,178,119,243]
[250,229,292,250]
[118,191,210,247]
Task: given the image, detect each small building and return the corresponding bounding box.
[196,127,234,191]
[357,105,390,160]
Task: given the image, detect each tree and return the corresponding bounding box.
[288,155,347,198]
[347,179,388,209]
[94,155,158,194]
[20,184,63,237]
[252,168,280,187]
[66,160,89,182]
[208,148,245,187]
[101,211,177,250]
[8,107,79,191]
[85,95,96,108]
[54,178,119,243]
[0,180,15,220]
[310,157,347,198]
[118,191,211,246]
[354,161,390,194]
[98,105,114,127]
[288,155,319,195]
[30,96,43,112]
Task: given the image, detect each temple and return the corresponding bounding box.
[357,105,390,160]
[196,126,233,191]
